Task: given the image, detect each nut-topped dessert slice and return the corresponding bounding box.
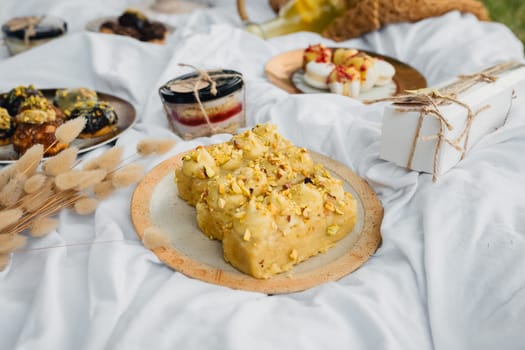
[175,124,358,279]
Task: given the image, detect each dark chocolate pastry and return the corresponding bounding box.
[1,84,44,116]
[100,21,141,40]
[68,101,118,138]
[99,9,167,43]
[118,9,148,31]
[141,21,167,42]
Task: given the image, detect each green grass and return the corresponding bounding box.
[482,0,525,46]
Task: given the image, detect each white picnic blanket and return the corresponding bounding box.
[1,1,524,349]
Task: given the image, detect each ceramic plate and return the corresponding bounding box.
[0,89,136,163]
[131,149,383,294]
[265,48,427,101]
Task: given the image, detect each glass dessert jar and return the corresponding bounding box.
[159,69,245,140]
[1,16,67,55]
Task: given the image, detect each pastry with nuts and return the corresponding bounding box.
[99,9,168,44]
[67,101,118,138]
[12,95,68,156]
[1,84,44,117]
[53,87,98,117]
[0,107,16,146]
[175,124,358,279]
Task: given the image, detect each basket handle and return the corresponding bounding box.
[236,0,250,22]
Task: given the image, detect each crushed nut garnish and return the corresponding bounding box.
[327,225,339,236]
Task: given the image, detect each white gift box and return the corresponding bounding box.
[379,61,525,179]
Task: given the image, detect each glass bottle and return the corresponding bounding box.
[244,0,346,39]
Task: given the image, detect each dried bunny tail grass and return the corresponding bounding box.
[0,253,10,271]
[81,158,99,171]
[0,208,24,231]
[0,173,26,207]
[93,180,115,199]
[30,217,59,237]
[21,180,55,213]
[55,170,84,190]
[83,146,123,171]
[55,117,87,144]
[142,226,171,249]
[0,234,27,254]
[75,169,107,190]
[42,147,79,176]
[137,139,176,156]
[24,173,47,194]
[14,144,44,176]
[112,163,145,188]
[0,164,14,189]
[55,169,106,191]
[74,197,99,215]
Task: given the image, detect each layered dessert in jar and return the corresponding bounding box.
[159,69,245,140]
[1,16,67,55]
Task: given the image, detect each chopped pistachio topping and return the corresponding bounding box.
[326,225,339,236]
[0,108,12,130]
[289,249,298,261]
[19,95,50,111]
[16,108,56,124]
[243,229,251,241]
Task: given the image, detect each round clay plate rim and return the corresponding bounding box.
[131,149,383,294]
[264,48,427,100]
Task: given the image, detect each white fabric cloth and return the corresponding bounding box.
[1,1,524,349]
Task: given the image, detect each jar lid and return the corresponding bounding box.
[159,69,243,104]
[2,16,67,40]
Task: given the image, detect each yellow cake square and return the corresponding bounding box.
[175,124,358,279]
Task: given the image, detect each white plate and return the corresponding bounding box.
[131,149,383,294]
[292,69,397,101]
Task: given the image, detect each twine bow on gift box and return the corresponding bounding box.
[367,61,524,182]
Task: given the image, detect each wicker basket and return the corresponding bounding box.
[236,0,489,41]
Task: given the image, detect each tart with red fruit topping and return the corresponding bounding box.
[327,65,361,98]
[302,43,332,68]
[332,48,359,66]
[338,52,379,91]
[302,44,335,90]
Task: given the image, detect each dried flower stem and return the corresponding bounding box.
[1,133,176,271]
[2,190,81,236]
